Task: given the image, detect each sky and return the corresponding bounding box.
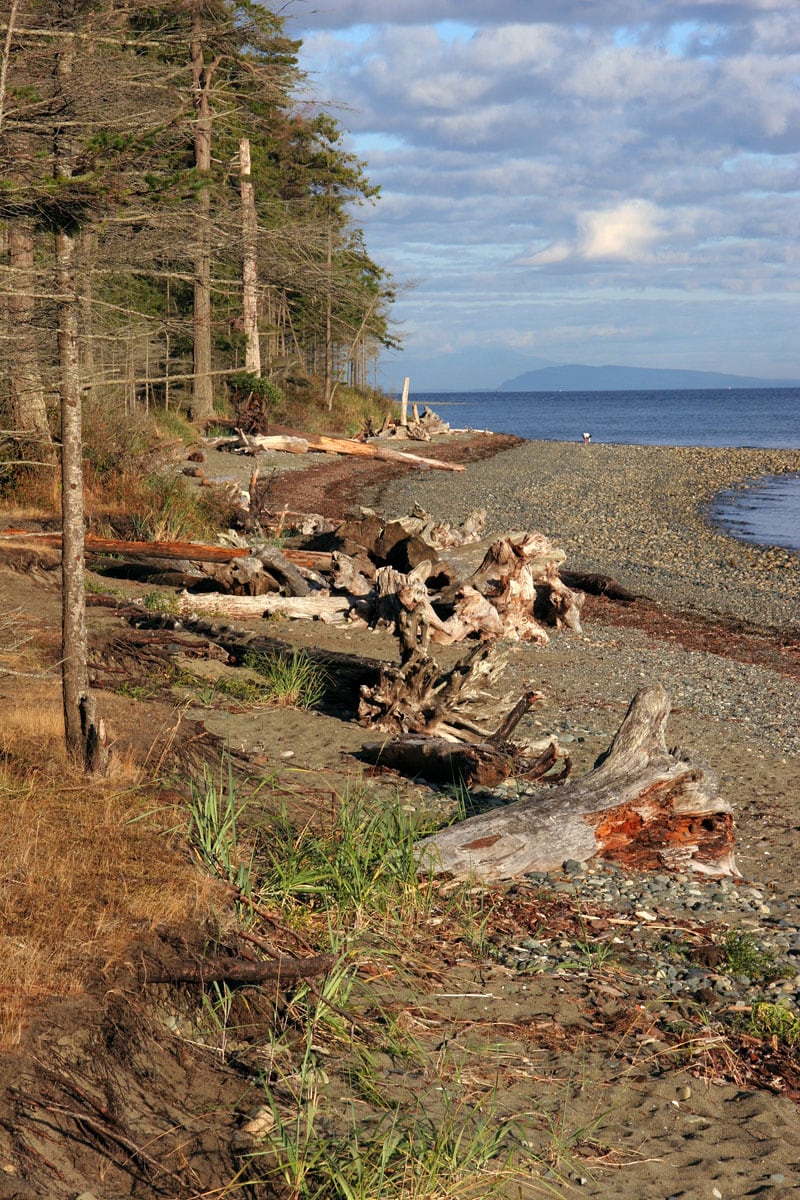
[284,2,800,391]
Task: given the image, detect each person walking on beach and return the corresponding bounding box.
[583,431,591,445]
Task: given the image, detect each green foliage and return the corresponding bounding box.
[249,1077,519,1200]
[748,1001,800,1046]
[255,791,433,923]
[241,648,327,710]
[721,930,785,984]
[128,474,221,544]
[187,761,254,903]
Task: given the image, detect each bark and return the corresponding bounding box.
[7,221,53,457]
[415,686,738,880]
[53,27,105,772]
[189,2,217,421]
[239,137,261,376]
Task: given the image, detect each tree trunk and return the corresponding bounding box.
[190,3,216,421]
[54,23,105,772]
[7,221,52,457]
[415,686,738,880]
[239,137,261,376]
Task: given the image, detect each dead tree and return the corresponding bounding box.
[415,686,738,880]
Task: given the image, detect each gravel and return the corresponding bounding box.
[373,437,800,1033]
[371,439,800,633]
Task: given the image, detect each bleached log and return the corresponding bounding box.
[415,686,738,880]
[358,643,516,739]
[177,590,357,622]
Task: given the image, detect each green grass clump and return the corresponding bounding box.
[257,791,432,924]
[721,930,785,984]
[242,647,327,710]
[748,1001,800,1046]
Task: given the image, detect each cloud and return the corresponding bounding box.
[579,200,665,261]
[290,2,800,385]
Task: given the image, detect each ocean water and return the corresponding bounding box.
[410,388,800,554]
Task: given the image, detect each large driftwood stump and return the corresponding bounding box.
[415,686,738,879]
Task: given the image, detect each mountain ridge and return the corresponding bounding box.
[498,363,799,391]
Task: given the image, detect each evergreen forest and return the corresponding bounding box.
[0,0,395,463]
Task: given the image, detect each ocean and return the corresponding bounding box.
[409,388,800,555]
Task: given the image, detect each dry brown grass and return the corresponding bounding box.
[0,680,227,1048]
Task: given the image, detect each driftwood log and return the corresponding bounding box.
[177,589,361,623]
[358,642,515,739]
[139,952,333,986]
[215,426,467,472]
[414,686,738,879]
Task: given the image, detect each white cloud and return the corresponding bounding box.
[291,2,800,385]
[579,200,665,261]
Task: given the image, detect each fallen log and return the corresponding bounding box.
[362,735,515,788]
[360,733,567,789]
[219,426,466,472]
[414,686,738,880]
[177,589,360,622]
[0,529,251,564]
[0,529,330,585]
[139,952,333,986]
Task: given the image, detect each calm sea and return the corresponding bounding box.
[410,388,800,555]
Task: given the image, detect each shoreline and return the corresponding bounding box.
[365,437,800,637]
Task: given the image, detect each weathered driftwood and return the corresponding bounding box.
[415,686,738,880]
[140,952,333,986]
[360,733,567,789]
[330,551,374,597]
[199,545,311,597]
[362,735,515,788]
[178,589,359,623]
[465,533,583,640]
[218,426,466,472]
[358,642,520,740]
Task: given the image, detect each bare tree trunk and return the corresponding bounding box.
[239,137,261,376]
[325,182,333,410]
[8,221,52,455]
[78,228,95,399]
[54,19,106,772]
[56,225,90,762]
[0,0,19,134]
[189,2,217,421]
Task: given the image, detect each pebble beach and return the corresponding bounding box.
[372,439,800,634]
[370,437,800,1094]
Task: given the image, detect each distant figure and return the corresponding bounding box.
[582,431,591,445]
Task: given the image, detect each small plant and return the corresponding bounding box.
[230,371,287,427]
[721,930,785,983]
[130,474,212,543]
[242,647,327,710]
[142,589,180,615]
[187,760,254,904]
[249,1079,522,1199]
[199,981,236,1061]
[748,1001,800,1046]
[256,790,434,925]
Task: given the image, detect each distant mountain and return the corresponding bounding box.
[498,363,799,392]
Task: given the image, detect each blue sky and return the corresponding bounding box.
[285,2,800,391]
